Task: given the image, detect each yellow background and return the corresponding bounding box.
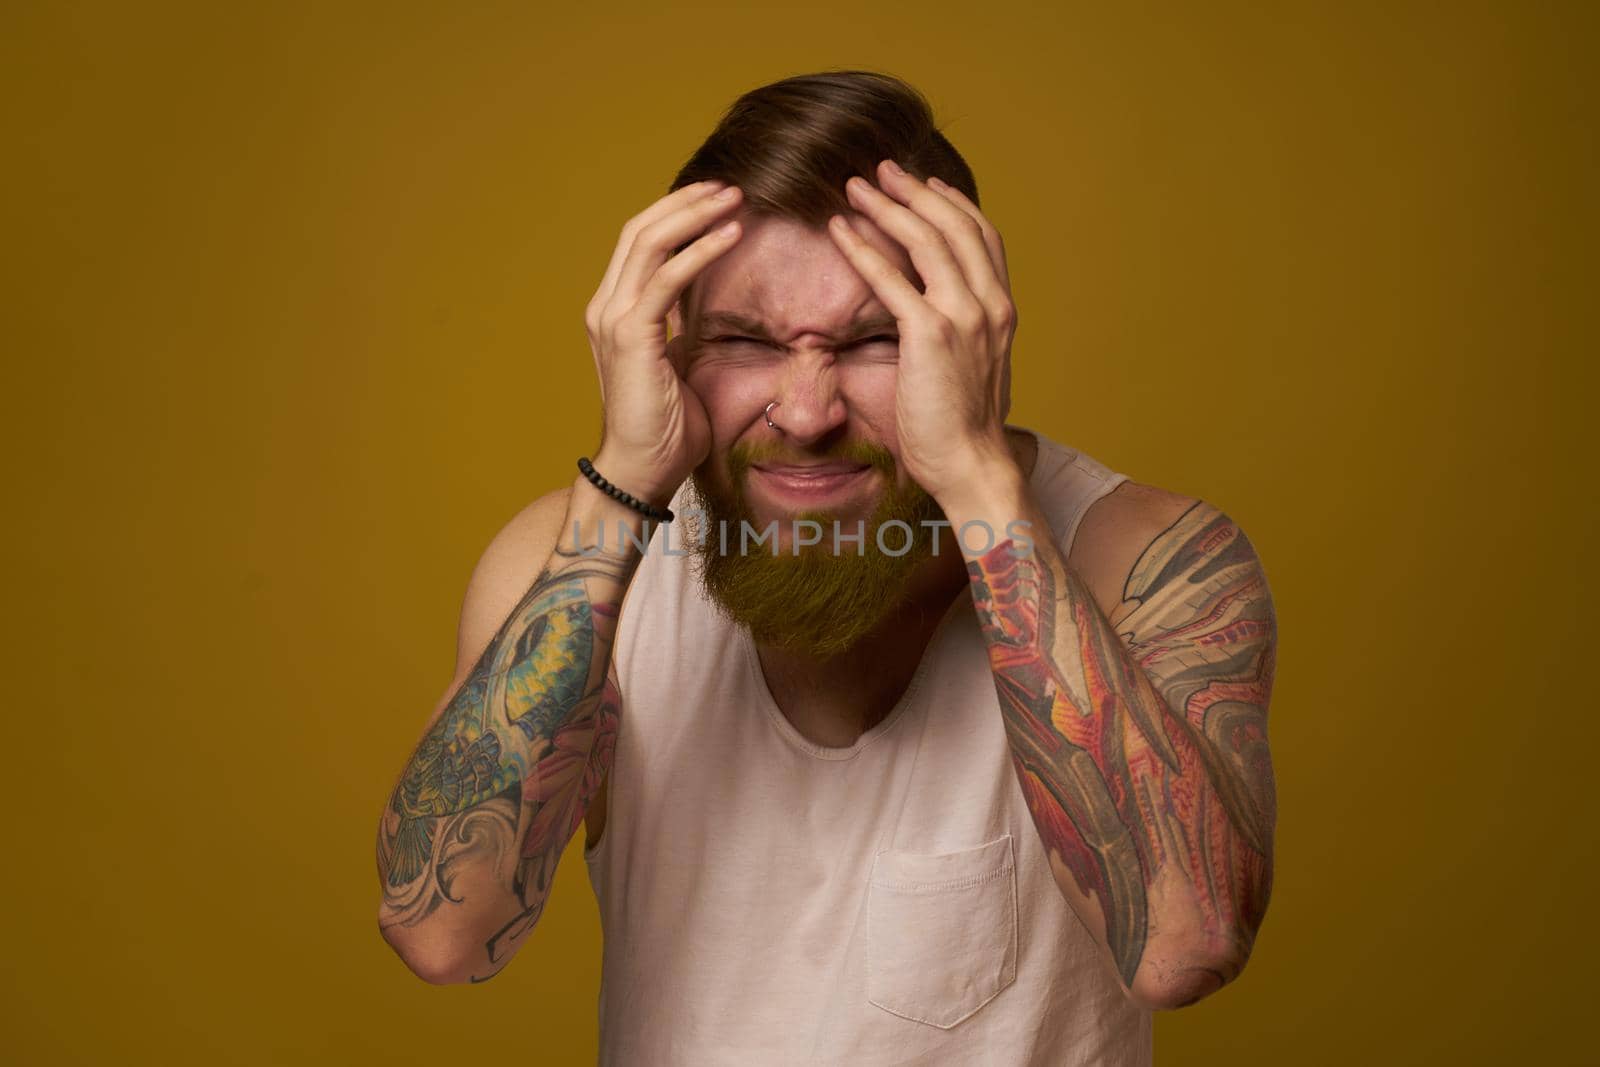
[5,2,1592,1063]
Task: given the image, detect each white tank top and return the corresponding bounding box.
[584,428,1152,1065]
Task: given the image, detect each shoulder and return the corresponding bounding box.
[1068,480,1271,624]
[1067,479,1200,615]
[451,486,574,678]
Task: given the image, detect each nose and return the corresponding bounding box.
[768,352,847,446]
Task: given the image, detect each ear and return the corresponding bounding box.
[668,300,684,339]
[666,300,690,376]
[668,289,697,374]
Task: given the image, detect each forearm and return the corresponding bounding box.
[943,473,1275,1010]
[375,477,653,984]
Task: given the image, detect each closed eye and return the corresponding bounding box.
[706,335,778,348]
[702,335,899,352]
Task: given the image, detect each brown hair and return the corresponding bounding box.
[670,69,980,228]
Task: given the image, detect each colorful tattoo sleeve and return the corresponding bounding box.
[376,547,625,980]
[968,503,1277,999]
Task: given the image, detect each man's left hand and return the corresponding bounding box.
[827,159,1019,510]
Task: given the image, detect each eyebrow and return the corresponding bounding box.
[696,311,899,342]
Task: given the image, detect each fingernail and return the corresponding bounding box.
[927,175,946,190]
[717,185,740,200]
[884,159,905,176]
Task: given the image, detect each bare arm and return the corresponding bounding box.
[949,478,1278,1011]
[373,175,749,985]
[375,481,649,984]
[818,160,1277,1011]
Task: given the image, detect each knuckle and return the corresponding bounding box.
[658,252,697,286]
[908,216,943,244]
[637,216,676,250]
[954,304,985,335]
[905,313,942,341]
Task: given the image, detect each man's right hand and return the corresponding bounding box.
[584,179,745,508]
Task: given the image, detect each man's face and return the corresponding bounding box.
[670,210,948,658]
[674,211,921,533]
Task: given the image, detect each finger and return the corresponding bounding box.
[844,213,941,301]
[826,213,943,336]
[630,218,743,343]
[925,175,1010,292]
[843,211,1008,420]
[844,176,977,319]
[915,175,1017,422]
[876,161,1011,321]
[607,185,743,321]
[588,180,726,328]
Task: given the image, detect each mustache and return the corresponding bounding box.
[727,439,897,480]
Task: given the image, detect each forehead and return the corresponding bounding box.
[687,213,910,338]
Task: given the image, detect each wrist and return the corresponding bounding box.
[933,455,1040,566]
[567,469,661,556]
[588,448,680,511]
[929,444,1028,523]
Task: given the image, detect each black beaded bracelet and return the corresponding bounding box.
[577,457,674,522]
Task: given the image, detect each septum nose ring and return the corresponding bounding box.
[764,401,780,431]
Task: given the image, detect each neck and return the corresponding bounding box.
[752,425,1038,746]
[752,557,965,746]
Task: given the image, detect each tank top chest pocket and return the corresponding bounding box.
[865,833,1019,1029]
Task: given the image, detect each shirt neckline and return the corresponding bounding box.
[742,588,973,761]
[739,424,1061,761]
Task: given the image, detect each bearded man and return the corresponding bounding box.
[376,70,1279,1066]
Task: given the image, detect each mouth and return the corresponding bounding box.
[746,462,875,507]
